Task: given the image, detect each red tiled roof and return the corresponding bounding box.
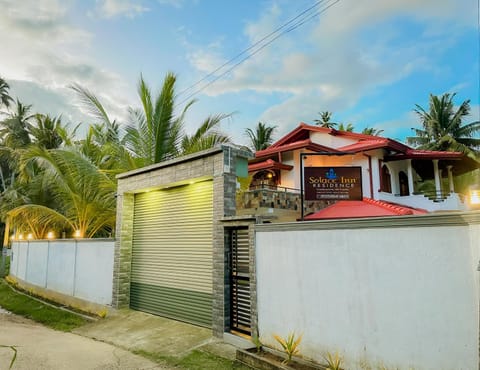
[255,122,471,163]
[303,198,427,220]
[255,138,339,158]
[337,138,411,153]
[248,159,294,172]
[337,139,389,152]
[269,123,381,149]
[385,149,464,161]
[266,123,411,155]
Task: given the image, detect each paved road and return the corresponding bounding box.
[0,309,164,370]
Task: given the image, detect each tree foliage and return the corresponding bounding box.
[337,122,354,132]
[407,93,480,158]
[361,127,384,136]
[245,122,277,151]
[313,111,337,129]
[0,77,13,109]
[0,72,231,239]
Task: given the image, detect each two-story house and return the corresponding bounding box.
[244,123,478,219]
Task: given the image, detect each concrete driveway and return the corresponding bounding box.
[0,309,164,370]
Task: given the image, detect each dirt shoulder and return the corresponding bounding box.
[0,310,165,370]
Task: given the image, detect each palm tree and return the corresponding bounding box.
[123,73,187,166]
[0,100,34,148]
[70,83,121,145]
[337,123,354,132]
[180,114,230,156]
[6,146,117,239]
[29,114,71,149]
[245,122,277,151]
[362,127,384,136]
[0,100,34,192]
[74,72,230,170]
[0,77,13,109]
[407,93,480,158]
[313,111,337,129]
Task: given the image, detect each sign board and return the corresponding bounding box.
[304,166,362,201]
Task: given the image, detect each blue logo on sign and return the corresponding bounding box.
[325,168,337,180]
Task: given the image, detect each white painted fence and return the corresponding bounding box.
[255,212,480,370]
[10,239,114,305]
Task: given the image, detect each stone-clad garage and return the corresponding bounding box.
[112,146,252,335]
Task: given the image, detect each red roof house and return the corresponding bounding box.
[247,123,478,215]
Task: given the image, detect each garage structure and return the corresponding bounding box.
[112,146,253,335]
[130,180,214,326]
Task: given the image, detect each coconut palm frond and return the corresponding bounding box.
[6,204,73,239]
[181,114,231,155]
[410,93,480,154]
[70,83,115,128]
[245,122,277,152]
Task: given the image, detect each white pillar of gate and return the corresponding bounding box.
[433,160,441,198]
[447,165,454,193]
[407,159,415,195]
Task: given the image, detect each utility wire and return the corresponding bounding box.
[176,0,339,107]
[177,0,331,99]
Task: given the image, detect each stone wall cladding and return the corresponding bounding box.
[112,145,253,339]
[212,147,250,336]
[112,193,134,307]
[239,188,335,216]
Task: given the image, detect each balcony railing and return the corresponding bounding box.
[238,185,332,215]
[377,190,467,212]
[248,184,300,193]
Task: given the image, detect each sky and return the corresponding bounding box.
[0,0,478,146]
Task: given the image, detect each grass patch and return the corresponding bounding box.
[0,255,10,278]
[0,279,87,331]
[177,350,250,370]
[134,349,250,370]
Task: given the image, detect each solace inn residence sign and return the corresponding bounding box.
[304,166,363,201]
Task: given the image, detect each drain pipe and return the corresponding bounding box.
[363,154,374,199]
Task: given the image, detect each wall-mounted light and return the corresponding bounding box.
[18,234,24,240]
[27,233,33,240]
[74,230,82,238]
[470,189,480,207]
[47,231,55,239]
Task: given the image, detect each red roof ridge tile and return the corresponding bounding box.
[363,198,428,215]
[362,198,411,215]
[255,138,338,158]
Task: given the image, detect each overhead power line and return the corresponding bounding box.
[176,0,340,107]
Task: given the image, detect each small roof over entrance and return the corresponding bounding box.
[304,198,427,220]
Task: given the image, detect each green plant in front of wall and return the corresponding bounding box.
[324,351,343,370]
[273,332,302,364]
[97,308,108,318]
[251,328,263,353]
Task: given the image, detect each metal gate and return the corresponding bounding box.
[230,227,251,334]
[130,180,213,327]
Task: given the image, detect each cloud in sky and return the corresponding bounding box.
[92,0,149,19]
[0,0,131,127]
[186,0,476,138]
[0,0,476,145]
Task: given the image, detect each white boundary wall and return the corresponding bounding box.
[10,239,114,305]
[255,212,480,370]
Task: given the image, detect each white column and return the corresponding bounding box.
[407,159,414,195]
[433,160,441,198]
[447,165,454,193]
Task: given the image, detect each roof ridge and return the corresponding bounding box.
[363,198,412,215]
